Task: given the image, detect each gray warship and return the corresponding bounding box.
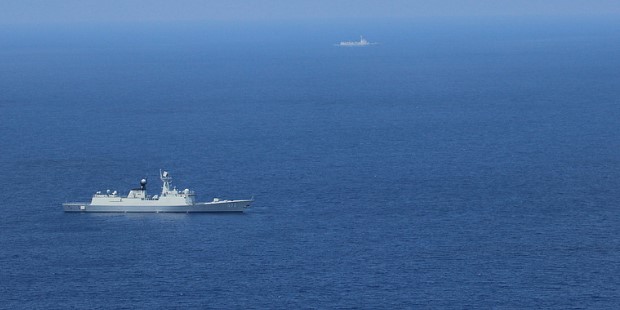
[63,170,253,213]
[337,35,377,47]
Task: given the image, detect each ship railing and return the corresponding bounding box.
[93,193,119,198]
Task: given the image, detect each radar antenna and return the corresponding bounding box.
[160,169,173,195]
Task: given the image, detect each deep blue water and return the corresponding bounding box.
[1,18,620,308]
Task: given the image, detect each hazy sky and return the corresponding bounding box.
[2,0,619,24]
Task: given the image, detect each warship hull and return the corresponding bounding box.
[63,199,252,213]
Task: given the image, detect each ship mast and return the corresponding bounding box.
[160,169,173,195]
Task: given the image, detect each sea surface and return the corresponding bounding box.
[1,18,619,308]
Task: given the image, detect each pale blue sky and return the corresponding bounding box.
[1,0,619,24]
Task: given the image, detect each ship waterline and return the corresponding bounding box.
[62,200,252,213]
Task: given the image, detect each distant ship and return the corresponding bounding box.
[337,36,377,47]
[63,170,253,213]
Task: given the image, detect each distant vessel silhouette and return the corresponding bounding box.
[337,36,377,47]
[62,170,253,213]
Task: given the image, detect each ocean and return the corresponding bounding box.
[1,18,619,308]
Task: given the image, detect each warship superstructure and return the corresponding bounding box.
[63,170,252,213]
